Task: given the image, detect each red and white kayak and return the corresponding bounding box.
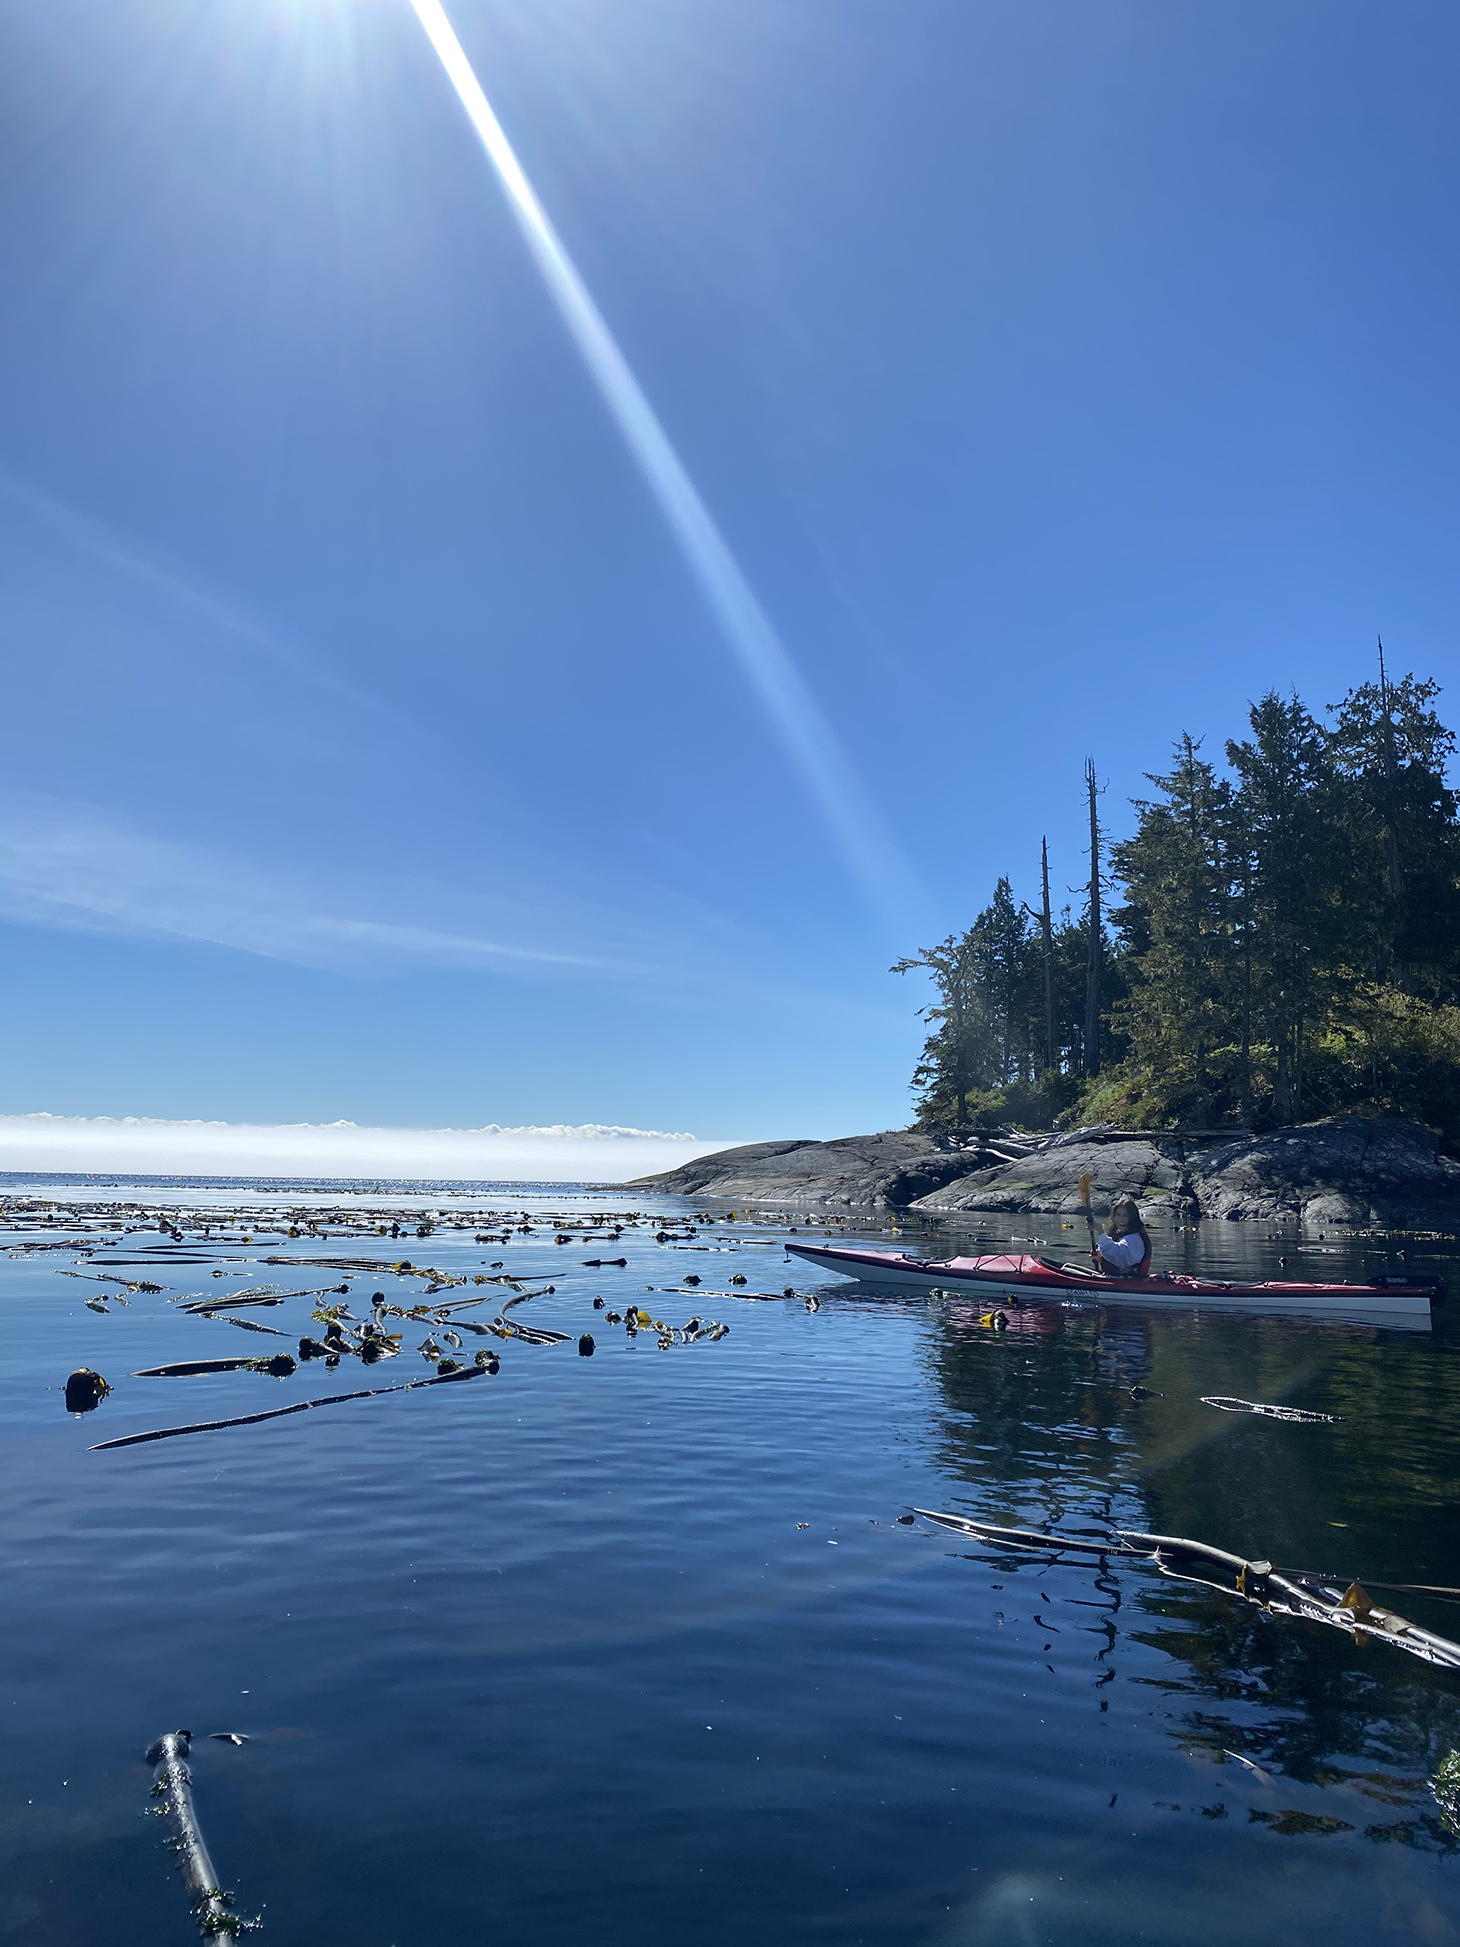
[784,1243,1443,1317]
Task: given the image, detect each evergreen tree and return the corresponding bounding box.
[967,879,1037,1087]
[891,931,981,1129]
[1329,669,1460,999]
[1111,735,1237,1124]
[895,669,1459,1139]
[1226,692,1362,1121]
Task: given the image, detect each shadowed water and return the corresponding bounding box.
[2,1179,1457,1946]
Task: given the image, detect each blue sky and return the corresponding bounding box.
[3,0,1458,1146]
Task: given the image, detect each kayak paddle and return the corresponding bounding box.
[1078,1170,1099,1265]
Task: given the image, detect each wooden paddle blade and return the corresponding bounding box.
[1077,1172,1099,1256]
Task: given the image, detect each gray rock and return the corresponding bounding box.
[628,1119,1460,1227]
[913,1118,1460,1228]
[621,1131,971,1210]
[912,1138,1194,1218]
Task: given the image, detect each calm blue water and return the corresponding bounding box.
[2,1180,1458,1945]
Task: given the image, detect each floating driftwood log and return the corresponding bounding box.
[912,1509,1460,1672]
[146,1730,243,1939]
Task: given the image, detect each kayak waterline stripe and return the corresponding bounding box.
[87,1367,484,1450]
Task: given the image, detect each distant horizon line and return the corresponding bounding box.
[3,1110,711,1141]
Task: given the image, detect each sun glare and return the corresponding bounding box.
[407,0,919,923]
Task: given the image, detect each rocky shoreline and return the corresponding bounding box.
[626,1119,1460,1230]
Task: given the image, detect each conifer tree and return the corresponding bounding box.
[895,668,1459,1137]
[1111,735,1236,1123]
[1330,668,1460,998]
[1226,693,1353,1121]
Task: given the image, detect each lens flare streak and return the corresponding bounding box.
[408,0,917,919]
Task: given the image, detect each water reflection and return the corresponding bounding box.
[4,1188,1459,1944]
[919,1217,1460,1863]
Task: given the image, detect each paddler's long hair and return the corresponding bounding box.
[1106,1197,1151,1258]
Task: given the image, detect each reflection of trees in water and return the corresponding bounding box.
[923,1297,1460,1852]
[1130,1581,1460,1852]
[925,1303,1154,1517]
[1136,1316,1460,1577]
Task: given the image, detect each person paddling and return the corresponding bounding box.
[1094,1197,1151,1278]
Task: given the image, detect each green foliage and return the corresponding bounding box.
[894,879,1125,1131]
[898,669,1460,1139]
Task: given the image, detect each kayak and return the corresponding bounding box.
[783,1243,1443,1317]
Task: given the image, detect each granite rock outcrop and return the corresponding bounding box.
[630,1120,1460,1229]
[623,1132,975,1210]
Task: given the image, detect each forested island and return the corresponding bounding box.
[895,665,1460,1145]
[635,666,1460,1222]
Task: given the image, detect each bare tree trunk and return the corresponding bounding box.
[1240,903,1252,1122]
[1040,836,1055,1077]
[1378,638,1406,899]
[1083,760,1102,1078]
[1377,638,1409,992]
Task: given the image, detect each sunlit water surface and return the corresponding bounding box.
[2,1177,1458,1946]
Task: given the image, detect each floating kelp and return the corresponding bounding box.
[61,1270,162,1292]
[146,1730,246,1940]
[179,1283,347,1312]
[609,1307,727,1346]
[10,1236,114,1253]
[264,1255,460,1282]
[133,1356,296,1379]
[659,1286,783,1301]
[65,1367,111,1413]
[89,1365,486,1450]
[181,1295,286,1314]
[494,1289,570,1345]
[911,1509,1460,1673]
[1201,1396,1344,1423]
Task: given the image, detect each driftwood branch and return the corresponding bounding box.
[146,1730,242,1938]
[912,1509,1460,1671]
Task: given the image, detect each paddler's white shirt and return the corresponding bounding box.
[1097,1230,1147,1272]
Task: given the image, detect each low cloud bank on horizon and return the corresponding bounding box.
[0,1114,739,1183]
